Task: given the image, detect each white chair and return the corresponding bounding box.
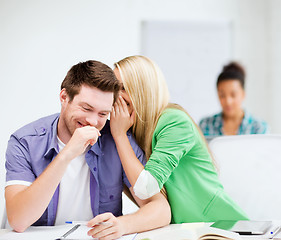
[209,134,281,220]
[1,202,7,229]
[122,185,139,215]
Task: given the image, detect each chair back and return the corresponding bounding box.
[209,134,281,220]
[1,202,7,229]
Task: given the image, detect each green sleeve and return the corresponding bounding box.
[145,109,196,189]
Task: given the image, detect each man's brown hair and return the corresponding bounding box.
[61,60,120,103]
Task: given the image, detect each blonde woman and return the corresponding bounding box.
[110,55,248,223]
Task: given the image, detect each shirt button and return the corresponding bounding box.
[110,195,114,200]
[93,167,97,171]
[88,150,91,154]
[39,127,46,135]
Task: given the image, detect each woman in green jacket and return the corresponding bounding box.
[110,55,248,223]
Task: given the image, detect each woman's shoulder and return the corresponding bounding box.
[154,107,198,145]
[154,107,195,136]
[245,111,266,123]
[243,111,269,133]
[162,107,188,117]
[159,107,191,125]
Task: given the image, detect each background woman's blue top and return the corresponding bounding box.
[199,111,269,137]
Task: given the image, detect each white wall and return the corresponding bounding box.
[269,0,281,133]
[0,0,279,219]
[141,20,232,123]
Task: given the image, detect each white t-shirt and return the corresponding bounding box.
[54,137,93,225]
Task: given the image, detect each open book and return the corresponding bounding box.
[194,226,241,240]
[138,223,241,240]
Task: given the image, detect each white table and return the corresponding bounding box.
[1,222,281,240]
[135,222,281,240]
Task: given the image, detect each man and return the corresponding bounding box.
[5,60,171,239]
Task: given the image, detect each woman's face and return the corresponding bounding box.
[113,68,134,114]
[217,79,245,117]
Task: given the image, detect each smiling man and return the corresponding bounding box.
[4,60,170,239]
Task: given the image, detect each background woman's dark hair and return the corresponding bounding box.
[216,62,246,89]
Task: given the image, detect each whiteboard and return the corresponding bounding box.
[141,20,233,123]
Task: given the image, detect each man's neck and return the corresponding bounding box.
[57,118,71,144]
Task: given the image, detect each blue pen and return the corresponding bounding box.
[270,226,281,239]
[65,221,88,225]
[65,221,112,226]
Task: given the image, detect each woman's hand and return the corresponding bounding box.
[87,212,126,240]
[110,96,135,140]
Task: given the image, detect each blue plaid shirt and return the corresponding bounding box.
[199,111,269,137]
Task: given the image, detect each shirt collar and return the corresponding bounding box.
[88,140,102,156]
[242,110,250,122]
[216,112,224,135]
[44,117,112,158]
[44,115,60,159]
[239,110,250,133]
[48,115,110,158]
[217,112,223,121]
[88,120,111,156]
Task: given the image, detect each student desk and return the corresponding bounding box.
[1,222,281,240]
[135,222,281,240]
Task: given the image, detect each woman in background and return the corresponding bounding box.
[199,62,269,137]
[110,55,248,223]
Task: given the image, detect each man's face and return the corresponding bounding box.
[59,85,114,141]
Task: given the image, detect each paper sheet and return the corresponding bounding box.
[0,225,137,240]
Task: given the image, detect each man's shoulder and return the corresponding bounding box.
[13,113,59,139]
[101,120,144,158]
[101,119,133,139]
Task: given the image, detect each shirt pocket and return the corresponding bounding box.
[99,185,123,216]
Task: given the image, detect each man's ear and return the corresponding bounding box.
[59,88,68,104]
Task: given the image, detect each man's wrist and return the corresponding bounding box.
[117,215,131,235]
[56,148,74,164]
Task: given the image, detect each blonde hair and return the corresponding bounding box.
[114,56,216,162]
[115,55,170,159]
[115,55,217,198]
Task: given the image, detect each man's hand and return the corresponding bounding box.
[87,213,125,240]
[62,126,100,161]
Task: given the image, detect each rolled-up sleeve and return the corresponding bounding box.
[145,110,195,190]
[5,135,36,184]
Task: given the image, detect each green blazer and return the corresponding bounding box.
[145,108,248,223]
